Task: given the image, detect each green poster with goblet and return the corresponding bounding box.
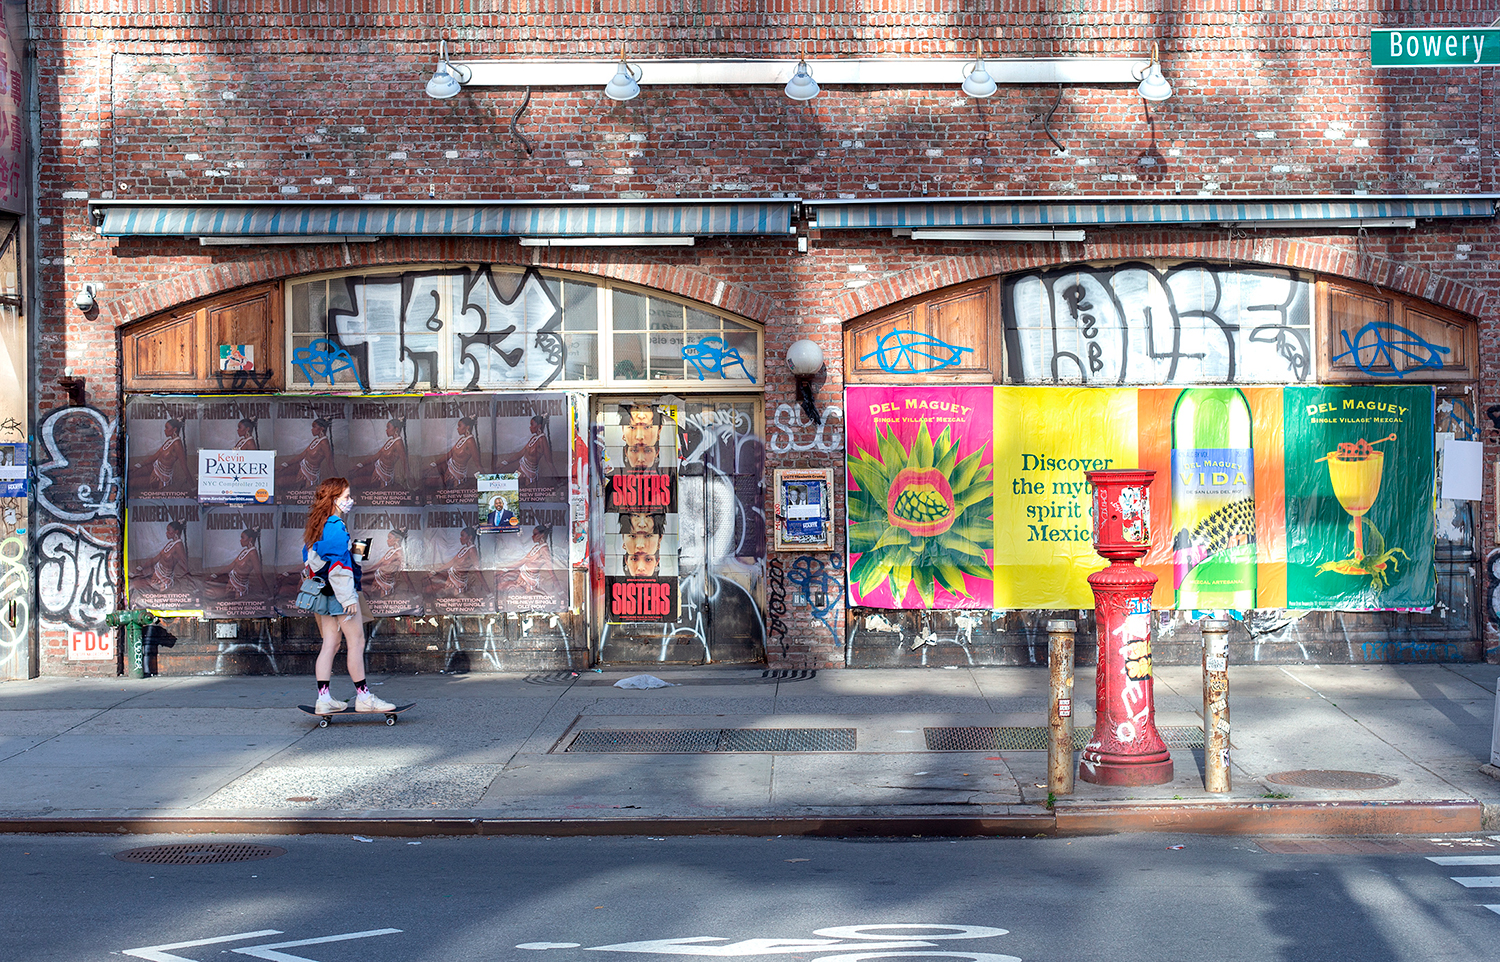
[1283,385,1435,610]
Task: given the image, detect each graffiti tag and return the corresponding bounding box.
[36,406,121,522]
[860,328,973,373]
[1332,321,1449,378]
[35,522,117,629]
[682,336,757,383]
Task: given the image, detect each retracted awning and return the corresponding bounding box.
[806,195,1496,229]
[90,199,798,239]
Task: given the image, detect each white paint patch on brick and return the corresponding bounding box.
[221,90,236,100]
[570,183,591,191]
[611,168,633,176]
[1075,157,1092,166]
[568,159,583,166]
[628,133,647,142]
[313,177,333,185]
[1167,148,1181,157]
[925,148,943,157]
[166,169,185,177]
[1271,165,1291,173]
[1353,138,1370,148]
[280,185,300,194]
[205,170,227,177]
[845,279,869,288]
[338,186,358,193]
[361,194,384,201]
[849,265,868,272]
[387,151,407,160]
[350,126,366,133]
[61,190,89,199]
[184,152,202,161]
[445,150,459,158]
[1099,173,1120,181]
[1255,131,1276,139]
[711,282,725,306]
[304,134,323,143]
[80,139,99,149]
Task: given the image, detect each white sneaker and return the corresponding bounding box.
[313,692,347,714]
[354,690,395,712]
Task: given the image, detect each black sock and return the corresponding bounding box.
[353,679,369,694]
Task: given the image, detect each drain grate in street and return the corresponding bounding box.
[114,843,286,865]
[1265,769,1400,790]
[924,726,1208,752]
[566,728,856,753]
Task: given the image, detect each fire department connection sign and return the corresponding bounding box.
[1371,28,1500,66]
[197,449,275,504]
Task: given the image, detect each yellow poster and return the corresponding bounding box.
[991,388,1139,608]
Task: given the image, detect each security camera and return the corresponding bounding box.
[74,284,96,312]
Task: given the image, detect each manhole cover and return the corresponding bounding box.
[1265,769,1400,790]
[114,843,287,865]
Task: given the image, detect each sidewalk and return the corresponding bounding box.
[1,663,1497,838]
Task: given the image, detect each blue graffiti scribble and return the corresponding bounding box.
[292,338,365,389]
[682,336,757,383]
[1332,322,1449,378]
[859,329,973,373]
[1441,397,1478,441]
[788,553,845,643]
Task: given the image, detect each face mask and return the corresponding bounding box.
[337,495,354,513]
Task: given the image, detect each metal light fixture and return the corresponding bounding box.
[961,40,998,98]
[784,57,820,101]
[425,39,472,100]
[787,338,825,423]
[1134,42,1172,102]
[604,48,642,101]
[73,283,96,312]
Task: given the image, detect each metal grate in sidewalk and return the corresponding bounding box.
[925,726,1208,752]
[565,728,856,753]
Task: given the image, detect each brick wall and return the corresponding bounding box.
[28,2,1500,672]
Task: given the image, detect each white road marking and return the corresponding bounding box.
[1485,905,1500,917]
[1426,855,1500,865]
[1449,877,1500,888]
[124,931,284,962]
[585,938,940,955]
[232,928,403,962]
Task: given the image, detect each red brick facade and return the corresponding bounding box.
[25,3,1499,674]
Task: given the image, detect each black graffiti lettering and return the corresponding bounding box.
[1087,340,1104,374]
[767,557,788,656]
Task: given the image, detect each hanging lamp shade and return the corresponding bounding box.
[784,58,820,101]
[961,41,997,98]
[604,51,642,101]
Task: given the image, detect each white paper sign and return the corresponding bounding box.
[1440,438,1484,501]
[198,449,276,504]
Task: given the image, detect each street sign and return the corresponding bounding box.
[1371,28,1500,67]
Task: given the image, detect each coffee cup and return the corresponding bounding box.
[351,538,371,561]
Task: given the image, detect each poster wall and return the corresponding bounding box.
[846,385,1435,613]
[124,394,574,616]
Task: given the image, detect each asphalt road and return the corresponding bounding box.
[5,833,1500,962]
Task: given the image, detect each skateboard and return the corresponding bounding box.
[298,702,416,727]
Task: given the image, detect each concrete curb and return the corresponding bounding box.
[0,815,1055,838]
[1053,800,1483,836]
[0,800,1484,839]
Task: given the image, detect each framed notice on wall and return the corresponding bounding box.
[774,468,834,552]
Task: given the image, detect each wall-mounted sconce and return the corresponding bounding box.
[73,283,96,312]
[604,47,642,101]
[425,39,473,99]
[961,41,998,98]
[787,338,825,424]
[1133,42,1172,102]
[784,57,820,101]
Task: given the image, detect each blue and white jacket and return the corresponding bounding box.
[303,515,361,609]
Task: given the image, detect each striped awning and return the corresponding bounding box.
[91,200,797,238]
[807,196,1495,229]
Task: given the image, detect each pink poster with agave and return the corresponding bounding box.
[845,385,995,609]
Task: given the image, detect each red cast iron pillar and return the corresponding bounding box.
[1079,468,1173,786]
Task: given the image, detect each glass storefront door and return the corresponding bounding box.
[590,396,766,664]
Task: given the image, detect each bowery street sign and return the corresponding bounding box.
[1371,28,1500,67]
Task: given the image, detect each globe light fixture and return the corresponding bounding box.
[787,338,825,423]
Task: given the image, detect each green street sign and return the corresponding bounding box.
[1371,28,1500,67]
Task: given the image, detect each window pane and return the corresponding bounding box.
[613,332,648,380]
[563,332,598,381]
[614,290,647,331]
[648,328,685,380]
[718,330,760,383]
[685,306,719,333]
[564,281,598,331]
[649,297,684,332]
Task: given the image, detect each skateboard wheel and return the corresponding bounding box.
[318,716,330,728]
[385,714,397,726]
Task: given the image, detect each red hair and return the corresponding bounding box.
[303,477,350,546]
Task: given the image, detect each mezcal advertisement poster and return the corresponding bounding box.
[1283,385,1435,610]
[846,386,995,609]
